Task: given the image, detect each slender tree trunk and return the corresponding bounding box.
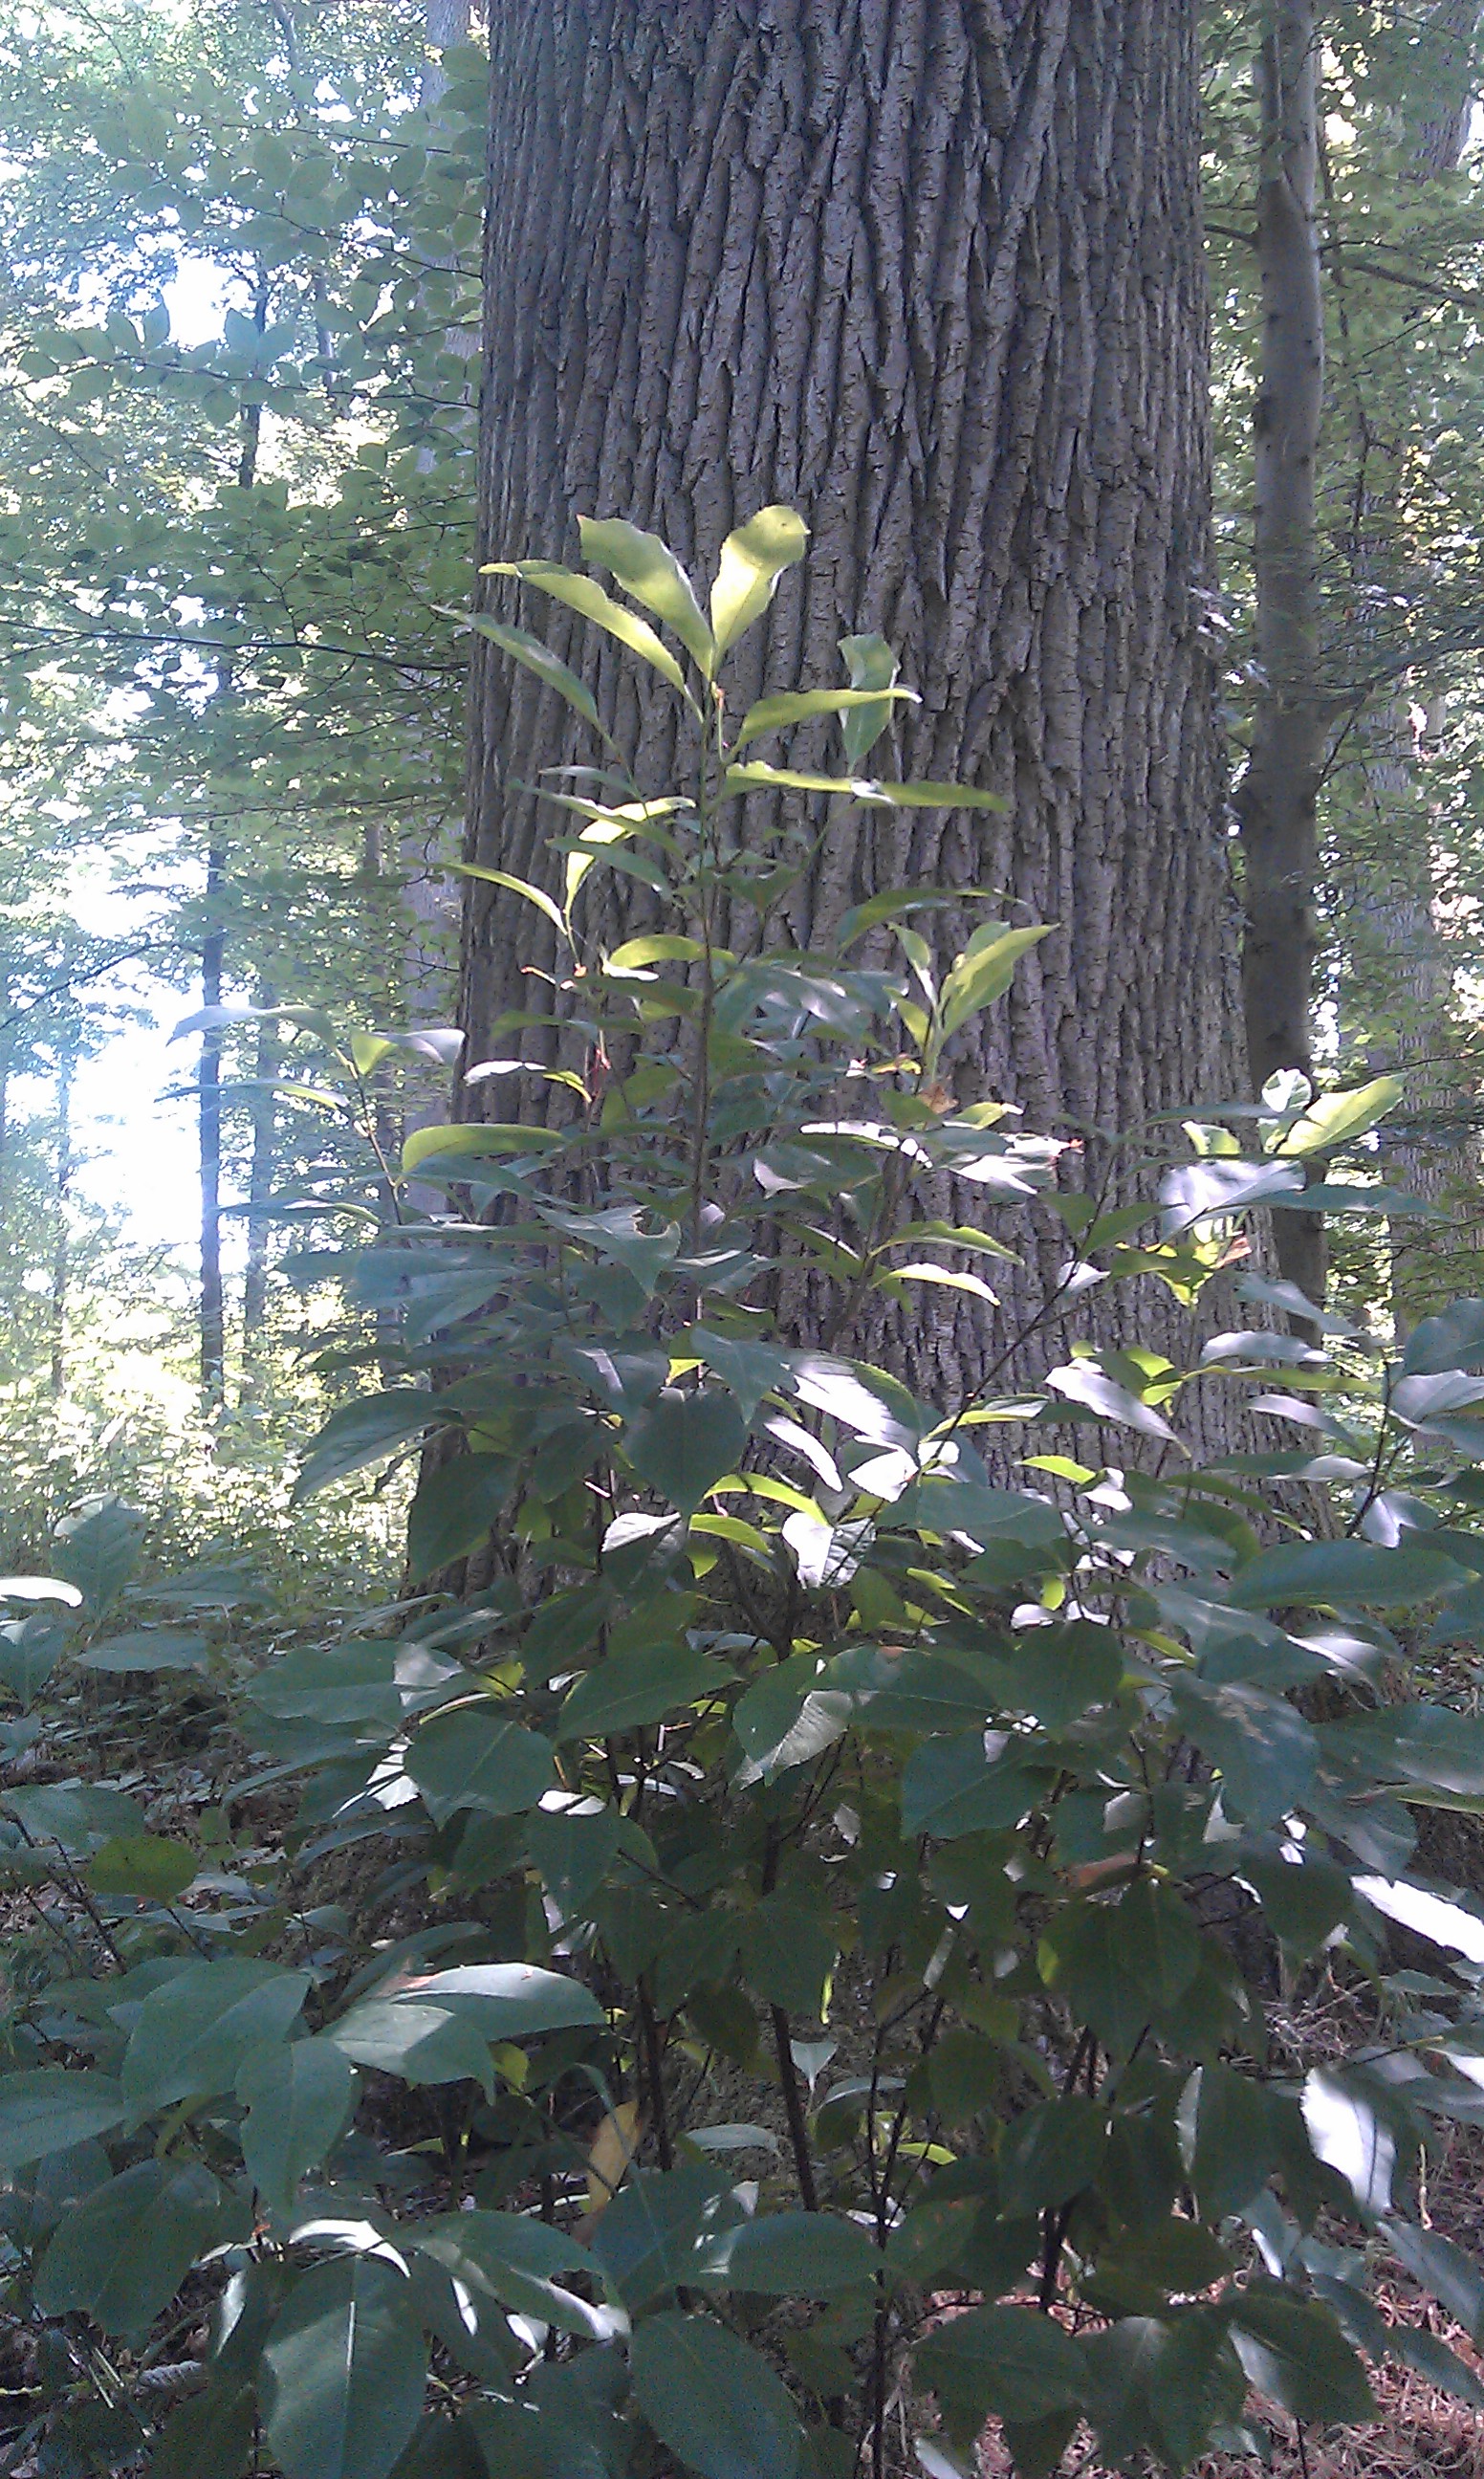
[240,998,279,1390]
[1336,0,1482,1331]
[198,841,227,1407]
[462,0,1243,1404]
[50,1045,73,1401]
[1236,0,1327,1317]
[0,959,10,1203]
[425,0,473,75]
[198,281,267,1408]
[391,0,476,1178]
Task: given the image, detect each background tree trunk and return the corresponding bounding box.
[50,1042,72,1403]
[1236,0,1327,1319]
[240,996,279,1393]
[461,0,1243,1403]
[1335,0,1482,1332]
[197,839,227,1409]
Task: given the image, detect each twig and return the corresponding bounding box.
[770,2005,819,2212]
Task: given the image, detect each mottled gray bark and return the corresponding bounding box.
[50,1043,72,1403]
[1340,0,1482,1331]
[240,998,279,1388]
[1236,0,1327,1317]
[393,0,474,1173]
[198,839,227,1408]
[461,1,1244,1403]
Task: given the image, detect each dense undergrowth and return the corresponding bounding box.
[6,519,1484,2479]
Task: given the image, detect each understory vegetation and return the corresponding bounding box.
[8,6,1484,2478]
[5,529,1484,2479]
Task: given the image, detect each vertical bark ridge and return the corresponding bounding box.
[463,0,1242,1402]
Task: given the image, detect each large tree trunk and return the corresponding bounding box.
[460,0,1243,1401]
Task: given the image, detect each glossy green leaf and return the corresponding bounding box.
[262,2255,428,2479]
[406,1704,555,1823]
[1384,2215,1484,2341]
[630,2311,801,2479]
[150,2367,257,2479]
[731,684,917,753]
[838,631,902,768]
[1301,2068,1395,2215]
[462,616,602,733]
[917,2301,1087,2437]
[723,759,1005,807]
[579,516,713,671]
[1117,1878,1203,2010]
[0,1574,80,1608]
[406,1453,511,1579]
[2,1780,143,1851]
[35,2160,224,2339]
[1272,1075,1402,1158]
[401,1121,563,1174]
[0,2070,126,2165]
[414,2210,622,2341]
[938,924,1053,1043]
[1045,1357,1178,1444]
[1244,1848,1353,1957]
[694,2208,881,2295]
[622,1386,747,1515]
[120,1960,311,2109]
[87,1832,197,1901]
[53,1496,142,1616]
[452,862,566,939]
[900,1733,1045,1837]
[389,1961,605,2038]
[1230,2285,1376,2422]
[709,506,808,659]
[1227,1535,1468,1610]
[1171,1679,1317,1826]
[1403,1297,1484,1376]
[237,2039,358,2212]
[685,1327,794,1421]
[74,1628,207,1673]
[482,557,689,692]
[1325,1703,1484,1800]
[556,1643,732,1744]
[1186,2063,1280,2217]
[294,1392,444,1501]
[588,2165,742,2309]
[0,1616,64,1703]
[325,1999,497,2095]
[386,2417,490,2479]
[247,1639,399,1730]
[996,2097,1108,2216]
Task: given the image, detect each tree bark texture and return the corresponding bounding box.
[461,1,1243,1401]
[198,841,227,1409]
[1336,0,1482,1330]
[50,1044,72,1403]
[240,998,279,1385]
[1236,0,1326,1312]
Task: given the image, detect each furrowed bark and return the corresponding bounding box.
[462,0,1244,1413]
[1237,1,1327,1318]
